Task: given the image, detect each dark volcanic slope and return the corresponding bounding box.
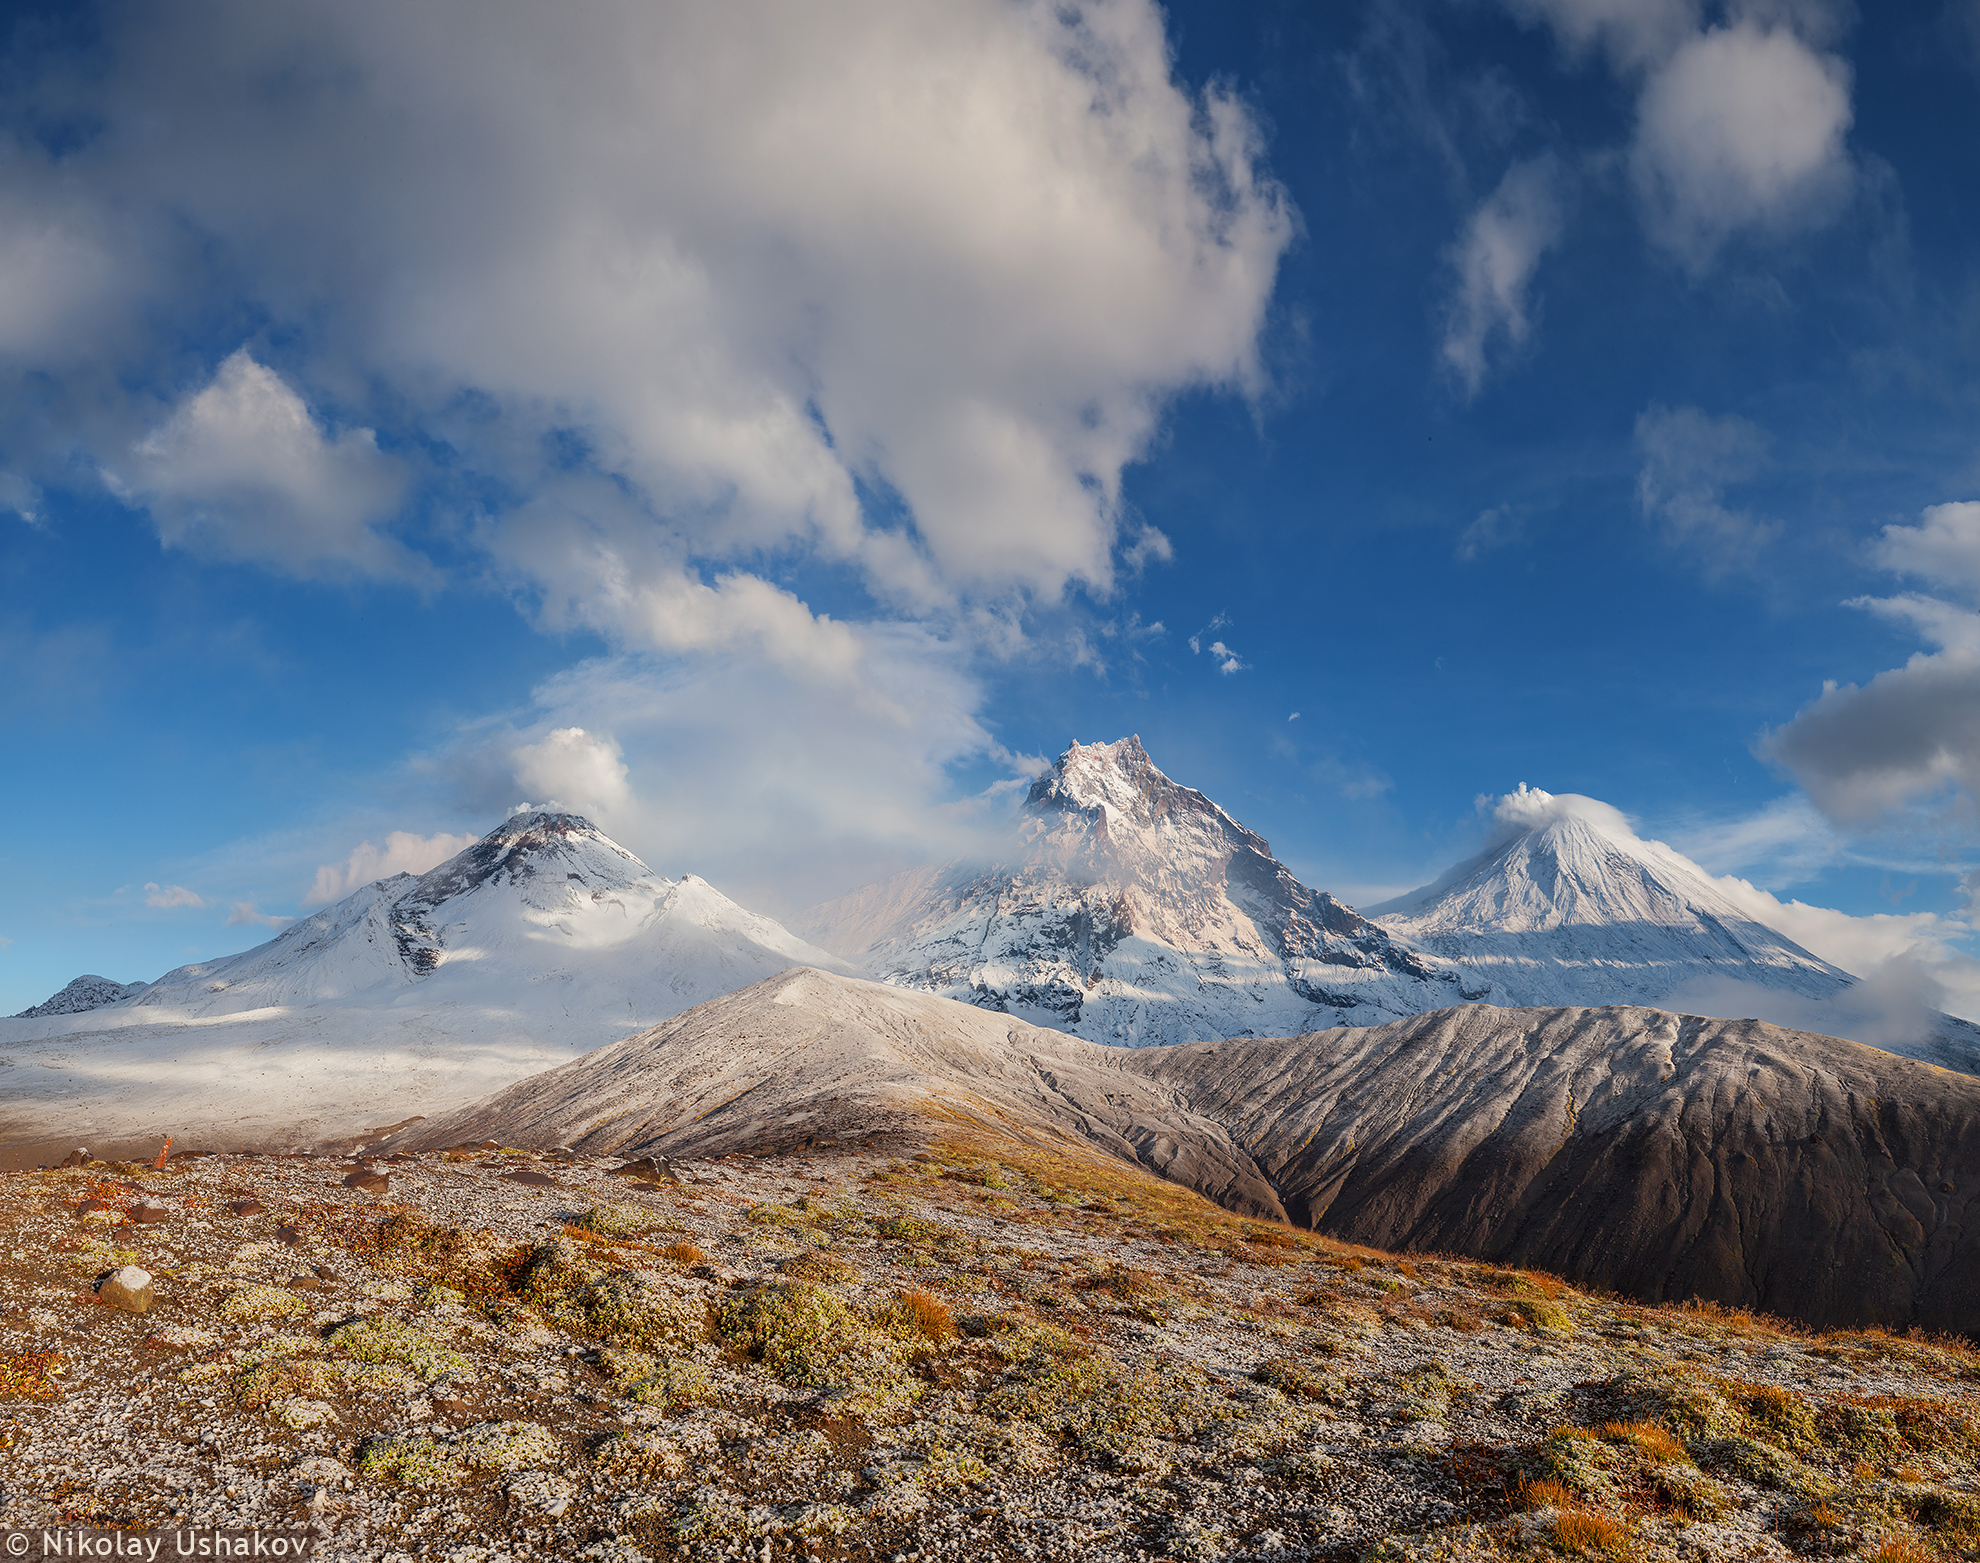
[1131,1004,1980,1335]
[397,968,1980,1334]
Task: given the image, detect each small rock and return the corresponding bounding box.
[96,1264,156,1314]
[275,1224,304,1246]
[343,1171,389,1194]
[610,1156,679,1184]
[130,1201,172,1224]
[229,1200,264,1217]
[287,1275,329,1292]
[312,1266,342,1282]
[59,1148,91,1168]
[74,1198,116,1221]
[502,1169,558,1187]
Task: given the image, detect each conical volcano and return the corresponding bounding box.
[1368,787,1851,1008]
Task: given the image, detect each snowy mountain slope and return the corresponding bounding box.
[0,811,857,1158]
[13,974,147,1017]
[1370,787,1980,1074]
[801,737,1467,1044]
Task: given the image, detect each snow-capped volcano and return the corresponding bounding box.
[0,811,854,1157]
[1370,786,1980,1073]
[1367,787,1851,1006]
[801,737,1463,1044]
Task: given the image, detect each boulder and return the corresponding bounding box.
[96,1265,155,1314]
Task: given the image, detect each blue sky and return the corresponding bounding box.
[6,0,1980,1017]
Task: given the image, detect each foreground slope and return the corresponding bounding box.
[0,811,853,1162]
[401,967,1980,1334]
[11,1144,1977,1561]
[802,736,1460,1043]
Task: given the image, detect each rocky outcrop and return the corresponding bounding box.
[394,967,1980,1334]
[14,974,143,1018]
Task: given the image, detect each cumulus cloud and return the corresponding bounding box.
[51,0,1288,618]
[225,901,291,930]
[1634,403,1778,576]
[428,629,1018,917]
[1481,782,1636,843]
[1441,156,1567,395]
[111,352,412,579]
[143,883,204,909]
[304,830,481,906]
[1500,1,1856,277]
[1762,498,1980,823]
[1631,20,1854,268]
[1871,501,1980,595]
[508,728,633,824]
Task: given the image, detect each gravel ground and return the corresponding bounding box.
[2,1136,1976,1563]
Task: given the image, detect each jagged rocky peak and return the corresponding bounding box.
[14,974,144,1019]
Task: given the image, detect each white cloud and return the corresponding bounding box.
[1762,500,1980,823]
[225,901,291,930]
[64,0,1288,618]
[509,728,632,825]
[1503,0,1702,71]
[429,629,1020,918]
[0,0,1293,901]
[1208,640,1246,675]
[1481,783,1636,843]
[112,352,412,579]
[1871,501,1980,598]
[1441,156,1567,395]
[1681,872,1980,1030]
[304,830,480,906]
[1633,403,1778,576]
[143,882,205,909]
[1455,502,1527,562]
[1630,21,1853,267]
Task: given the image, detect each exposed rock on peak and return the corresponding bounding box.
[13,974,145,1018]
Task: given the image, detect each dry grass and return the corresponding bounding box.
[1552,1509,1625,1555]
[1869,1537,1934,1563]
[1600,1419,1687,1464]
[880,1288,956,1344]
[1514,1477,1578,1510]
[658,1240,704,1267]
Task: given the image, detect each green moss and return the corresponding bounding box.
[571,1272,709,1350]
[1694,1434,1830,1495]
[570,1202,666,1239]
[1650,1465,1728,1520]
[1723,1380,1820,1455]
[454,1419,561,1473]
[235,1358,340,1409]
[356,1432,463,1486]
[719,1281,864,1387]
[218,1285,308,1323]
[328,1316,473,1382]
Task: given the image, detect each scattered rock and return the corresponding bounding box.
[610,1156,679,1184]
[95,1264,155,1314]
[130,1201,172,1224]
[229,1199,264,1216]
[343,1171,389,1194]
